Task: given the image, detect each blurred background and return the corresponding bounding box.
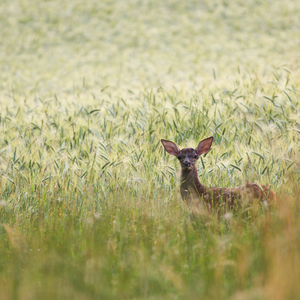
[1,0,299,98]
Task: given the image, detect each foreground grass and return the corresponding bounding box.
[1,0,300,299]
[0,79,300,299]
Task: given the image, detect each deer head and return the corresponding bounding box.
[161,137,214,171]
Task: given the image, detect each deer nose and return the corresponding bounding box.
[183,161,191,167]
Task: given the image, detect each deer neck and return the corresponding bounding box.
[180,165,206,194]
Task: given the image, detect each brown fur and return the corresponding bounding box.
[161,137,276,210]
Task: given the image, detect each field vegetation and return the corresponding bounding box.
[0,0,300,299]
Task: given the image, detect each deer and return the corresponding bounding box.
[161,136,276,211]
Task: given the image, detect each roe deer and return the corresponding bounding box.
[161,136,276,210]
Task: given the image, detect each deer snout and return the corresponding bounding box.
[182,161,191,167]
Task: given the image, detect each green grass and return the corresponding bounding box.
[1,0,300,299]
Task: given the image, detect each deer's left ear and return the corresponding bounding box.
[161,139,180,156]
[195,136,213,156]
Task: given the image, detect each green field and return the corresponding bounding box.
[1,0,300,299]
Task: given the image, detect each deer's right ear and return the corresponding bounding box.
[195,136,214,156]
[161,139,180,156]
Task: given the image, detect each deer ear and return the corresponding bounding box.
[161,139,180,156]
[195,136,213,156]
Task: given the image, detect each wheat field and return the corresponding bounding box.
[0,0,300,299]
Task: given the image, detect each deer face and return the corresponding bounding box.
[161,137,214,171]
[177,148,199,170]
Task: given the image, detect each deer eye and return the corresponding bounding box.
[194,155,198,159]
[177,155,182,160]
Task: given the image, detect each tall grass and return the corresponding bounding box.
[1,81,299,299]
[1,0,300,299]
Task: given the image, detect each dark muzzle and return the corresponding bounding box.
[183,161,191,167]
